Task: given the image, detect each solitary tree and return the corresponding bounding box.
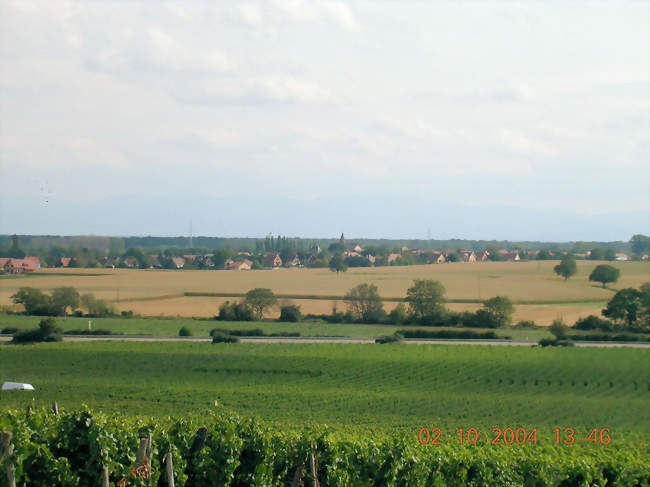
[344,283,385,323]
[554,256,577,281]
[482,295,514,327]
[589,265,620,288]
[244,288,277,320]
[549,318,569,339]
[405,279,446,320]
[329,254,347,274]
[630,234,650,256]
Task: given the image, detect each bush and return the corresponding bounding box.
[514,320,537,329]
[549,318,569,339]
[567,333,649,342]
[217,301,254,321]
[387,303,409,324]
[397,329,501,340]
[278,305,302,322]
[375,333,403,344]
[1,327,18,334]
[210,328,300,338]
[63,329,116,335]
[121,310,134,317]
[463,309,500,328]
[178,326,192,337]
[538,338,574,347]
[10,317,62,344]
[574,315,613,331]
[211,332,239,343]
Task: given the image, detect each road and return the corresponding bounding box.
[1,335,649,348]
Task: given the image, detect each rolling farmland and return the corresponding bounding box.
[1,260,647,324]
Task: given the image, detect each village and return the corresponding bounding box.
[0,233,640,274]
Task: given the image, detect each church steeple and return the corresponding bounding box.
[340,233,345,245]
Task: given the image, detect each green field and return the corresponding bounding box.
[0,314,554,341]
[1,341,647,439]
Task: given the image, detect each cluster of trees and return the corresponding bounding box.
[217,288,302,322]
[323,280,515,328]
[10,287,116,317]
[213,281,515,328]
[552,256,622,289]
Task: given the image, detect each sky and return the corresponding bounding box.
[0,0,648,241]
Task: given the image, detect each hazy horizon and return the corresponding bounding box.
[1,2,648,240]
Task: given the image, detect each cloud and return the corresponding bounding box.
[271,0,360,31]
[175,75,334,105]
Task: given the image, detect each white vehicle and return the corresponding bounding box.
[1,382,35,391]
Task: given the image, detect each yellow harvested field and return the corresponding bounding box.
[1,261,646,324]
[113,296,601,325]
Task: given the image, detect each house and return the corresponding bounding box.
[366,254,376,264]
[123,257,138,268]
[502,251,520,262]
[226,259,252,271]
[343,251,361,258]
[264,253,282,268]
[60,257,72,267]
[101,257,120,268]
[237,251,253,257]
[349,244,364,253]
[474,251,489,262]
[460,251,476,263]
[2,258,39,274]
[285,254,301,267]
[615,253,630,261]
[387,253,401,264]
[641,254,649,261]
[171,257,185,269]
[183,254,198,263]
[427,252,446,264]
[305,254,317,265]
[23,256,41,270]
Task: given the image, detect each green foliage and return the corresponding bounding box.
[328,254,347,274]
[375,332,403,344]
[211,332,239,343]
[397,329,500,340]
[549,318,569,339]
[218,300,254,321]
[178,326,192,337]
[536,249,553,260]
[602,288,644,327]
[446,252,461,262]
[588,248,604,260]
[388,303,408,324]
[481,295,514,327]
[343,283,385,323]
[589,264,620,288]
[514,320,536,329]
[51,287,81,316]
[405,279,446,322]
[80,294,115,317]
[574,315,613,331]
[0,408,648,486]
[553,256,577,280]
[278,304,301,322]
[630,234,650,255]
[244,288,278,320]
[10,317,62,344]
[10,287,55,316]
[604,248,617,261]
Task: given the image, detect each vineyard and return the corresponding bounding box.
[1,342,648,485]
[1,407,648,486]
